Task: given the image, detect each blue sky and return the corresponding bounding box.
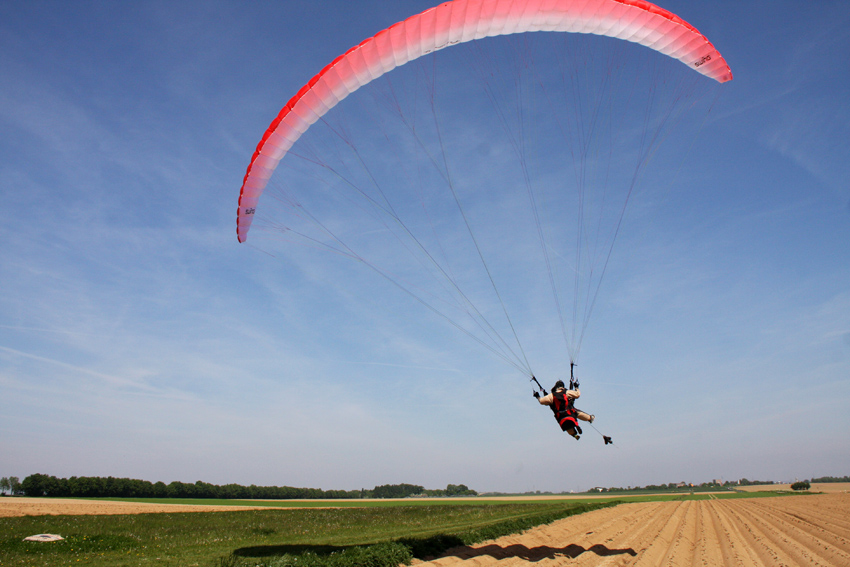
[1,0,848,494]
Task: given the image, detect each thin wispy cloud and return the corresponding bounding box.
[1,0,848,492]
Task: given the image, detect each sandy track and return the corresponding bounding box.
[417,494,850,567]
[0,497,280,517]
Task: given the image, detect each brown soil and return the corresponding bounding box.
[415,493,850,566]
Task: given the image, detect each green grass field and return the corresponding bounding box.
[0,492,790,567]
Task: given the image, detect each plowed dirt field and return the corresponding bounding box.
[417,493,850,567]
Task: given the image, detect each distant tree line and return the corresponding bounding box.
[733,478,775,486]
[808,475,850,483]
[17,474,476,499]
[371,483,477,498]
[584,478,780,493]
[443,483,478,497]
[591,475,848,494]
[371,483,424,498]
[0,477,22,495]
[596,481,725,493]
[18,474,360,499]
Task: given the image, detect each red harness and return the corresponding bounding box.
[551,390,578,430]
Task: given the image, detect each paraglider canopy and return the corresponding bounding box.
[237,0,731,243]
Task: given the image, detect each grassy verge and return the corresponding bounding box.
[83,496,578,508]
[0,501,614,567]
[87,488,793,508]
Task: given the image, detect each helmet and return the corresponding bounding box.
[553,380,565,391]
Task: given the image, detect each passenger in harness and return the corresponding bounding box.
[534,379,594,440]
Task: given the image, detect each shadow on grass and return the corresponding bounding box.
[234,544,349,558]
[234,534,467,559]
[398,534,465,558]
[438,542,637,562]
[233,537,635,563]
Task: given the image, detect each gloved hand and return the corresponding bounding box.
[533,391,540,399]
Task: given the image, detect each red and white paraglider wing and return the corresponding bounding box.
[237,0,731,242]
